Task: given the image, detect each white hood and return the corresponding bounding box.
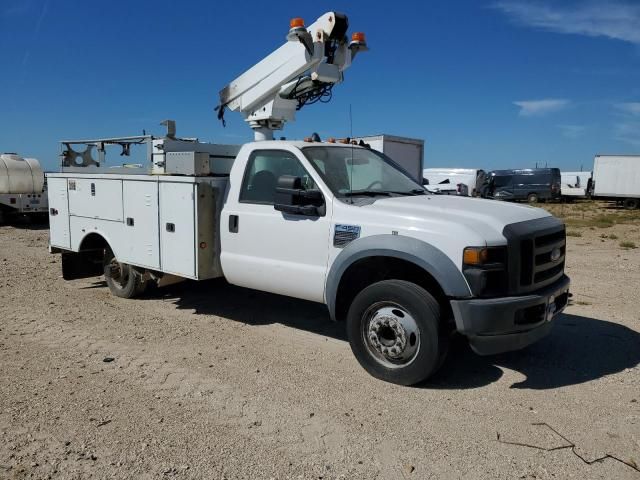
[351,194,550,246]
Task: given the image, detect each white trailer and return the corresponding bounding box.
[592,155,640,209]
[422,168,486,197]
[352,135,424,183]
[47,12,570,386]
[560,171,592,200]
[0,153,49,223]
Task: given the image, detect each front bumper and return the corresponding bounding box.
[450,275,570,355]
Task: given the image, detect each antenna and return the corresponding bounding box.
[349,104,354,204]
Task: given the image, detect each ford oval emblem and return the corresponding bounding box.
[550,247,561,262]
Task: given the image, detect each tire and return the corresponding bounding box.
[623,198,639,210]
[346,280,445,386]
[527,193,539,204]
[103,249,148,298]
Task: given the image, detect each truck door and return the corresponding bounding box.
[220,149,331,303]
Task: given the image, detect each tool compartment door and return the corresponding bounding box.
[47,177,71,249]
[160,182,196,277]
[120,180,160,269]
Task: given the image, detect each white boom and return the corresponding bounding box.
[217,12,367,141]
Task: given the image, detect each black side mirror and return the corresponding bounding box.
[274,175,325,216]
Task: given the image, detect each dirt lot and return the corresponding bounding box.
[1,201,639,479]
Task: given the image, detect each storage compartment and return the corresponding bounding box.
[120,181,160,269]
[159,182,196,278]
[47,177,71,249]
[68,178,123,221]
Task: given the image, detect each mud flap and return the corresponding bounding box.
[61,251,104,280]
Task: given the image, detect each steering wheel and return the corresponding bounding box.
[365,180,383,190]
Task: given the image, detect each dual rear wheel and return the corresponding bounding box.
[103,250,148,298]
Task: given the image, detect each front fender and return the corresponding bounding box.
[325,234,472,320]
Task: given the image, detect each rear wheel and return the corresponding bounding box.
[346,280,445,386]
[103,250,148,298]
[527,193,539,203]
[623,198,639,210]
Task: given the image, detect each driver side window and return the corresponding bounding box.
[240,150,316,205]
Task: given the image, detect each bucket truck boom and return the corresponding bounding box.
[217,12,368,141]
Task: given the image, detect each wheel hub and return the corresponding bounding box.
[364,305,420,367]
[368,315,407,359]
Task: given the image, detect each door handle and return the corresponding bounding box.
[229,215,239,233]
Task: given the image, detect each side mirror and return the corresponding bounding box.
[274,175,325,216]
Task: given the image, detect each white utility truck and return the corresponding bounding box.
[0,153,48,223]
[351,135,424,184]
[560,171,592,200]
[47,12,570,385]
[592,155,640,209]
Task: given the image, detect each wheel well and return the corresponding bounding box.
[334,256,451,323]
[78,233,110,256]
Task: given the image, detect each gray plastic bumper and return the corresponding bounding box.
[450,275,570,355]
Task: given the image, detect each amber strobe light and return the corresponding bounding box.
[290,17,305,29]
[463,247,489,265]
[351,32,366,43]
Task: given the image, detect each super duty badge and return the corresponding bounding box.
[334,224,361,248]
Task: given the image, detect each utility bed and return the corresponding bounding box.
[48,132,238,280]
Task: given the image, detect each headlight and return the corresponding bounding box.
[462,246,508,297]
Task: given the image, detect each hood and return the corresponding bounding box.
[358,194,551,245]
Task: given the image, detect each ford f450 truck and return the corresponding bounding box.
[46,12,569,385]
[48,135,569,385]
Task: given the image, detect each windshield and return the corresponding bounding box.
[302,146,425,199]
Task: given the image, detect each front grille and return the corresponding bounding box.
[503,216,567,294]
[518,226,565,291]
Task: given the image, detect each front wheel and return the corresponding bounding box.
[103,250,148,298]
[346,280,445,385]
[527,193,539,203]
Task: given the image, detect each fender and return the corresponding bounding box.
[324,234,472,320]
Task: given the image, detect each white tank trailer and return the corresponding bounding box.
[0,153,48,223]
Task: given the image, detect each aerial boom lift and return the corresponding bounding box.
[217,12,368,141]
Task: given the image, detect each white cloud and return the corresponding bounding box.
[558,124,587,138]
[493,1,640,45]
[513,99,570,116]
[615,102,640,115]
[614,122,640,146]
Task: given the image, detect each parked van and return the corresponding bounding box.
[483,168,561,203]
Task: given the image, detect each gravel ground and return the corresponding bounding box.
[1,207,639,479]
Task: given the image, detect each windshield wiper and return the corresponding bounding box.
[387,189,427,196]
[342,190,394,197]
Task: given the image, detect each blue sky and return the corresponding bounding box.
[1,0,639,171]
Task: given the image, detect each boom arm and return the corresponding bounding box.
[217,12,367,140]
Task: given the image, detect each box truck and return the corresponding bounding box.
[592,155,640,209]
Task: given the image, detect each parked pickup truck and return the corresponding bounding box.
[48,134,570,385]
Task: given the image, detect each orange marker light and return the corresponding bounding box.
[463,247,488,265]
[351,32,366,43]
[199,242,207,249]
[290,17,305,29]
